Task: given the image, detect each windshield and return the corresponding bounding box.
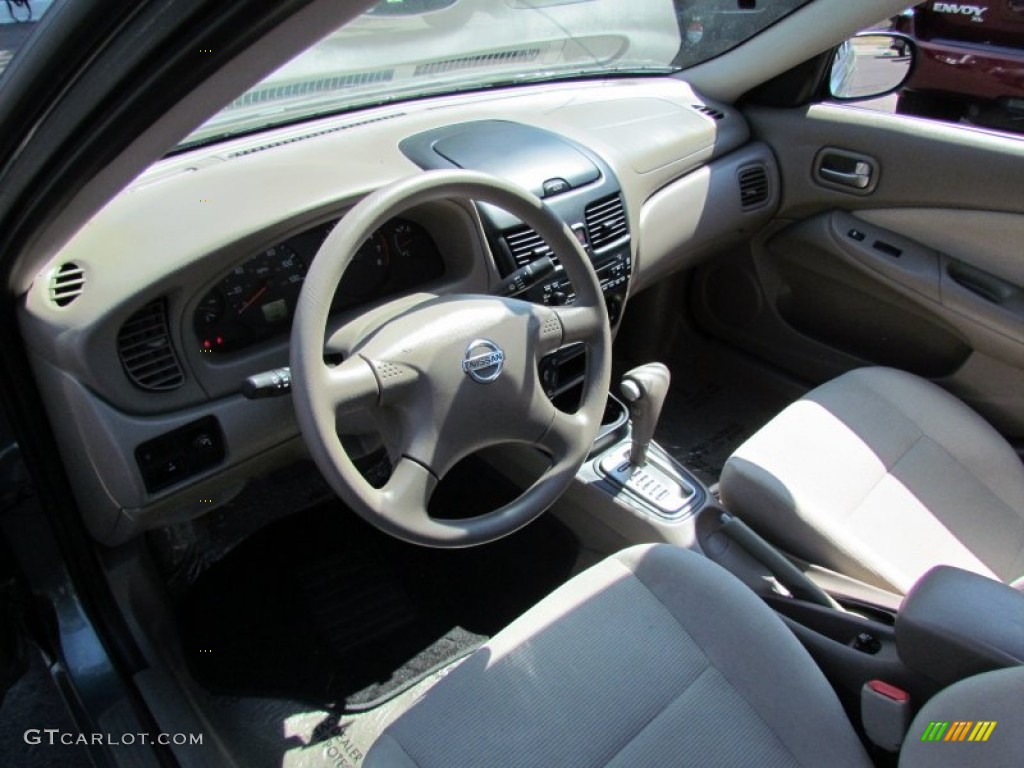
[182,0,814,148]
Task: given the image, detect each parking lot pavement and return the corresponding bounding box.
[0,20,35,75]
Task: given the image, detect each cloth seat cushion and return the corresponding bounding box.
[719,367,1024,594]
[365,543,871,768]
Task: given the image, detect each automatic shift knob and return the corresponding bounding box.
[620,363,671,466]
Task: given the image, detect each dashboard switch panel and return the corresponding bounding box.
[135,416,225,493]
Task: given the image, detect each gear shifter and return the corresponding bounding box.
[598,362,694,516]
[620,363,671,466]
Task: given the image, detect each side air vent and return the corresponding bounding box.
[738,164,771,211]
[584,194,628,251]
[692,104,725,120]
[226,113,402,159]
[414,48,541,77]
[504,227,553,269]
[49,263,85,307]
[117,299,185,392]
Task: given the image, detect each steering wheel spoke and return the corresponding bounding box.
[538,409,588,464]
[553,304,604,347]
[323,355,379,414]
[528,304,567,358]
[378,457,438,525]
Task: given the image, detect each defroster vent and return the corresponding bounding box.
[117,299,185,392]
[584,194,628,250]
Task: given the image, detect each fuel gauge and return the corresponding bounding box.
[392,221,416,259]
[338,231,390,299]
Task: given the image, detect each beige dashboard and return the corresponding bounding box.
[19,76,779,544]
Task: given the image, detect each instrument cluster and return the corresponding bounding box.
[194,217,443,354]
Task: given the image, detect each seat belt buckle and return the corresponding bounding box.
[861,679,911,752]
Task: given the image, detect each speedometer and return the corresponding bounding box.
[194,243,309,352]
[226,244,307,326]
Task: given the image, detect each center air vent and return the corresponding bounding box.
[117,299,185,392]
[504,227,553,269]
[738,164,770,211]
[50,263,85,307]
[584,194,629,251]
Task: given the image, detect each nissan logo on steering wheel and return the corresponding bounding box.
[461,339,505,383]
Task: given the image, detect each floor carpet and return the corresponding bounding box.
[179,458,578,711]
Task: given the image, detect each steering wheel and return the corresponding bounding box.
[290,170,612,547]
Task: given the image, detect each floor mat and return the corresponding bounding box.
[178,461,578,711]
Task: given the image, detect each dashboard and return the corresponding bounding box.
[193,218,443,354]
[20,77,779,545]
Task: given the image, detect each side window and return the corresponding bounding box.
[832,2,1024,136]
[0,1,59,78]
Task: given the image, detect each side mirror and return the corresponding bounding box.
[829,32,914,101]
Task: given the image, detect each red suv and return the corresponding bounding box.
[893,1,1024,132]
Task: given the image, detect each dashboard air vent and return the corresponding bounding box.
[584,194,628,251]
[49,263,85,307]
[692,104,725,120]
[117,299,185,392]
[738,164,771,211]
[504,227,553,269]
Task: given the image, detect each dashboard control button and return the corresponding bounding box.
[135,416,225,493]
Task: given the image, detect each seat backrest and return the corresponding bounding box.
[899,665,1024,767]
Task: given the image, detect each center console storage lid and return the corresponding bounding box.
[896,566,1024,686]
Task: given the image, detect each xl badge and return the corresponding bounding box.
[462,339,505,383]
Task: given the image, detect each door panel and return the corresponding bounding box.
[691,104,1024,436]
[855,209,1024,288]
[746,104,1024,214]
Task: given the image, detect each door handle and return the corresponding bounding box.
[814,148,878,194]
[819,164,872,189]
